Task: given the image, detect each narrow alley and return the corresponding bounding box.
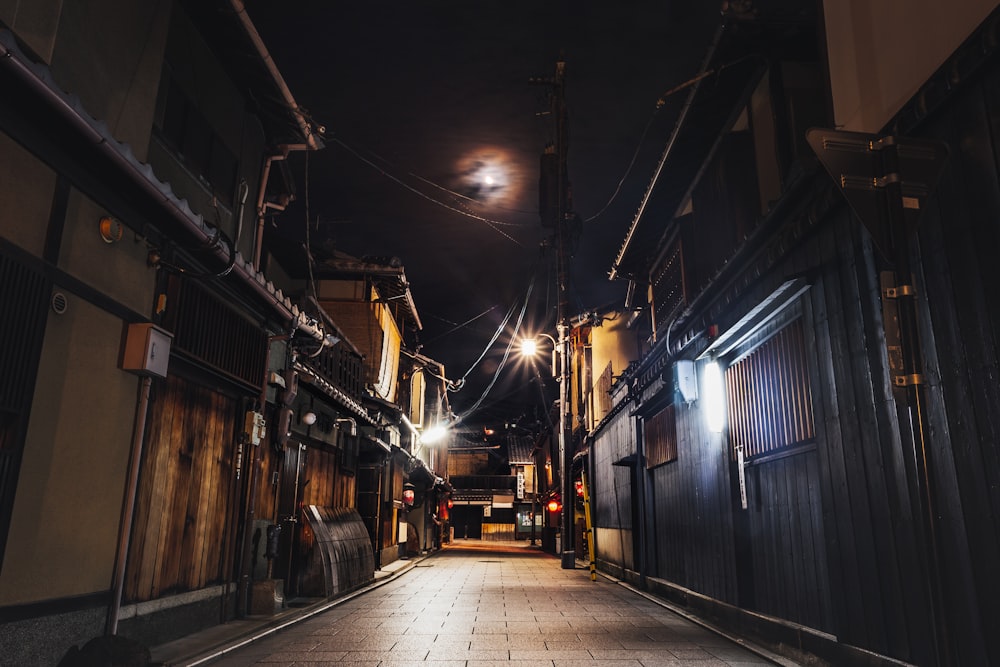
[159,541,789,667]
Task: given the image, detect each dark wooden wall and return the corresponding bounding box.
[590,26,1000,667]
[645,386,739,606]
[907,64,1000,666]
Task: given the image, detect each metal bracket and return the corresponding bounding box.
[883,284,916,299]
[894,373,924,387]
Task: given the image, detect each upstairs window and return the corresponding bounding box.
[650,232,686,342]
[155,73,238,205]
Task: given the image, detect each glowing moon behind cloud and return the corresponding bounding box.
[452,146,524,208]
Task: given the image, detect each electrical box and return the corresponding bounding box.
[675,359,698,403]
[120,322,172,378]
[244,411,266,446]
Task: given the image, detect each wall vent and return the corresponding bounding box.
[51,291,68,315]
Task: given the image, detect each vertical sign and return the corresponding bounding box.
[516,471,525,499]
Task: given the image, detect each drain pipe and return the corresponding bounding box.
[105,376,152,636]
[228,0,323,152]
[252,145,305,272]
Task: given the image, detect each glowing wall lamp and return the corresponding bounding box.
[703,359,726,433]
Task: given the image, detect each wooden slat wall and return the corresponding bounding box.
[910,67,1000,666]
[648,386,739,604]
[744,452,833,631]
[125,375,238,602]
[298,444,356,510]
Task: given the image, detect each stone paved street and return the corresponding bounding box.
[196,541,784,666]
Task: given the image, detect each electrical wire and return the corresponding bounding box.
[583,107,660,223]
[330,136,526,246]
[581,55,758,225]
[421,305,501,345]
[454,276,534,422]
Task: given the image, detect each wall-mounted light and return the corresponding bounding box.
[99,216,124,243]
[703,359,726,433]
[301,411,317,426]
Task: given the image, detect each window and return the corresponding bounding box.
[155,74,238,205]
[725,317,815,460]
[650,234,686,341]
[645,403,678,469]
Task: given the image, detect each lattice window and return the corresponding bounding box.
[725,318,814,460]
[645,403,678,469]
[651,235,686,339]
[163,276,267,388]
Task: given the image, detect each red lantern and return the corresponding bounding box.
[402,482,415,507]
[547,499,562,513]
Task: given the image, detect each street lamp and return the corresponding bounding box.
[520,333,558,378]
[521,329,574,568]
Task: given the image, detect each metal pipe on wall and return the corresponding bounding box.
[105,375,152,636]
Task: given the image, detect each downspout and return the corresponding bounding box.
[230,0,324,272]
[252,144,306,272]
[105,376,152,636]
[228,0,322,152]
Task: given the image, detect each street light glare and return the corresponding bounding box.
[421,424,448,445]
[521,339,539,356]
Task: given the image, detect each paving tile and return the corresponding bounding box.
[510,648,595,660]
[176,542,780,666]
[553,661,644,667]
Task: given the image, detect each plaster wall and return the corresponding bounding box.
[0,0,64,62]
[823,0,997,132]
[60,192,156,315]
[0,134,55,255]
[0,299,137,604]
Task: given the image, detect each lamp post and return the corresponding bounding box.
[531,57,574,569]
[522,329,573,568]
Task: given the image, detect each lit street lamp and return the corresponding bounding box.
[521,333,558,378]
[521,329,574,568]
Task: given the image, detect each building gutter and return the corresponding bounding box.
[0,30,333,347]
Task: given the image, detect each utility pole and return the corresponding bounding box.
[533,58,575,569]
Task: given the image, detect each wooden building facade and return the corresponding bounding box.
[588,2,1000,665]
[0,2,450,664]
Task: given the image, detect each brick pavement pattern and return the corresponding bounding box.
[207,542,778,666]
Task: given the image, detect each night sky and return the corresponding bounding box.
[245,1,720,424]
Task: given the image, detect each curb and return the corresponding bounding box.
[159,553,430,666]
